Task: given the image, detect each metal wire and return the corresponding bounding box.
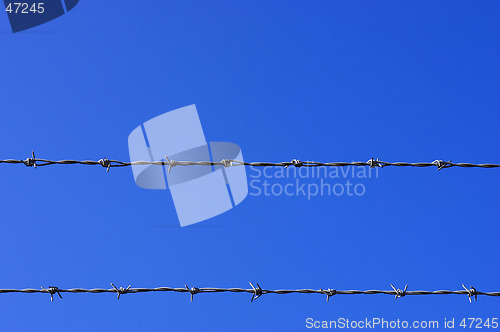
[1,152,499,172]
[2,155,498,304]
[0,283,497,302]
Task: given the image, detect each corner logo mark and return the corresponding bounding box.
[128,105,248,227]
[4,0,79,33]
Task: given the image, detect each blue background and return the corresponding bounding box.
[0,1,499,331]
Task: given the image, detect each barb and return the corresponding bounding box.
[1,153,499,171]
[41,286,62,302]
[249,282,264,302]
[320,288,336,302]
[23,151,37,168]
[462,284,478,303]
[98,158,111,172]
[1,284,498,302]
[185,284,199,302]
[111,283,131,300]
[390,284,408,299]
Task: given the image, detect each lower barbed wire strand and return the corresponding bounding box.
[0,286,498,302]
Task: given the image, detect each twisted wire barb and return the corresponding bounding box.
[0,284,498,302]
[41,286,62,302]
[111,283,131,300]
[390,284,408,299]
[1,152,499,171]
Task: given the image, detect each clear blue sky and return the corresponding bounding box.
[1,1,499,331]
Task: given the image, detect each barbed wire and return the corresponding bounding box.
[0,283,498,302]
[1,151,499,172]
[2,154,499,304]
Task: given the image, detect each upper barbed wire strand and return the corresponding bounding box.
[0,153,499,171]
